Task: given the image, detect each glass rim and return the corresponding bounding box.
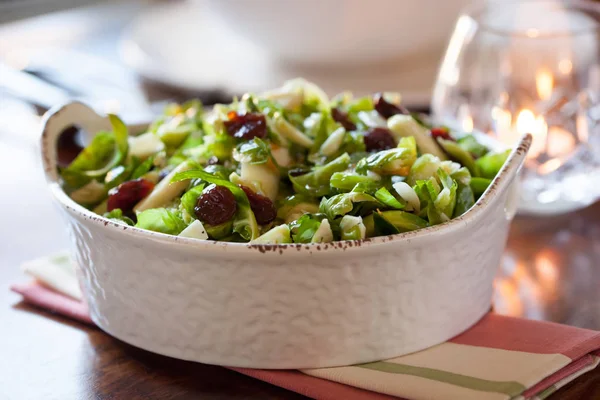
[462,0,600,39]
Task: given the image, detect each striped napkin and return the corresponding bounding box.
[12,252,600,400]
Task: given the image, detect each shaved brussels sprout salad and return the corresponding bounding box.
[60,79,510,244]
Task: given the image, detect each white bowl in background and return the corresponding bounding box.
[204,0,474,66]
[40,101,530,369]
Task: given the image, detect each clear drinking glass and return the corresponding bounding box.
[432,0,600,215]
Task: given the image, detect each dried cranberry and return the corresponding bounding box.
[364,127,396,152]
[224,112,267,140]
[331,107,357,131]
[373,93,409,119]
[240,186,277,225]
[194,185,237,226]
[107,179,155,212]
[430,127,454,141]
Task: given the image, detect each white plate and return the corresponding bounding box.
[119,1,440,107]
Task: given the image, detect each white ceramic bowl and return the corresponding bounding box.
[40,102,530,369]
[204,0,473,65]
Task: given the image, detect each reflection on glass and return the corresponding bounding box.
[433,0,600,215]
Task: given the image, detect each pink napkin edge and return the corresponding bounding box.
[450,312,600,360]
[230,367,399,400]
[522,353,598,398]
[10,281,94,325]
[10,280,600,400]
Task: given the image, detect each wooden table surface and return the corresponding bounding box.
[1,2,600,399]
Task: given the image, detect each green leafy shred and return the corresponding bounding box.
[356,137,417,176]
[289,214,325,243]
[103,209,134,226]
[60,79,511,243]
[135,208,187,235]
[457,135,488,158]
[374,187,405,210]
[234,138,272,165]
[476,150,510,179]
[180,184,206,218]
[289,153,351,197]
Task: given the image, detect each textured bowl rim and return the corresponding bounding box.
[40,101,531,255]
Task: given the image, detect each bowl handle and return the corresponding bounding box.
[492,134,531,220]
[505,179,521,220]
[461,133,531,224]
[40,102,113,184]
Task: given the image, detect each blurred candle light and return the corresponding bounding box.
[458,104,473,132]
[538,158,563,175]
[558,59,573,75]
[462,115,474,132]
[492,106,515,144]
[576,111,589,142]
[494,261,544,319]
[535,252,559,289]
[547,126,575,157]
[493,279,523,316]
[536,68,554,100]
[494,70,578,168]
[515,109,548,158]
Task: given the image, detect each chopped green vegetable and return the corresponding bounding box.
[374,187,405,209]
[435,168,457,218]
[457,135,488,158]
[476,150,510,179]
[339,215,366,240]
[289,214,325,243]
[355,137,417,176]
[178,219,209,240]
[205,220,234,240]
[60,79,509,243]
[272,113,314,148]
[330,171,381,192]
[437,139,479,176]
[377,210,429,232]
[129,132,165,159]
[454,182,475,217]
[103,208,134,226]
[180,184,206,218]
[312,219,334,243]
[406,154,441,186]
[131,156,155,179]
[135,208,187,235]
[234,138,272,165]
[104,165,131,190]
[69,180,106,205]
[319,127,346,156]
[387,114,447,160]
[252,224,292,244]
[61,116,129,189]
[277,195,320,223]
[289,153,351,197]
[471,177,493,197]
[319,191,380,220]
[372,211,400,236]
[171,169,259,240]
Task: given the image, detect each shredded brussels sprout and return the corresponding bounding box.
[60,79,510,243]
